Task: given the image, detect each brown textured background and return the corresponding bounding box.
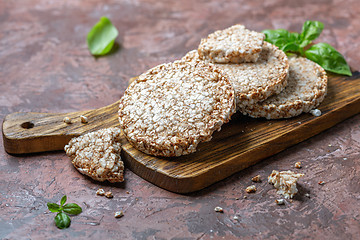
[1,0,359,239]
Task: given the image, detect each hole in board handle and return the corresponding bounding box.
[21,122,34,129]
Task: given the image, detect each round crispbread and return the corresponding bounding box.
[198,24,265,63]
[118,60,236,157]
[183,42,289,110]
[242,57,328,119]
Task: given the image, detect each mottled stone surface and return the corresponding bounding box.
[0,0,359,239]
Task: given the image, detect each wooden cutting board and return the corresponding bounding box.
[2,72,360,193]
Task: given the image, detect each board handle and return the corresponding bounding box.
[2,101,120,154]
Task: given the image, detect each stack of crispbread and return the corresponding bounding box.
[65,24,329,182]
[118,24,328,157]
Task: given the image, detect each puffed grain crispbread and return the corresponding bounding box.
[118,60,236,157]
[242,57,328,119]
[198,24,265,63]
[183,42,289,110]
[64,127,124,183]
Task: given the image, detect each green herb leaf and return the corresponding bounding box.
[263,29,300,53]
[47,202,61,213]
[63,203,82,215]
[281,42,300,53]
[60,195,67,206]
[54,212,71,229]
[87,16,119,56]
[305,43,352,76]
[263,29,291,50]
[300,21,324,47]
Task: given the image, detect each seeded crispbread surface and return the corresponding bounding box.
[118,60,236,157]
[198,24,265,63]
[64,128,124,183]
[242,57,328,119]
[183,42,289,110]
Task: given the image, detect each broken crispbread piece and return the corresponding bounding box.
[198,24,265,63]
[268,170,304,199]
[118,60,236,157]
[64,127,124,183]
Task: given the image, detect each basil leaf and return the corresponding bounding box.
[63,203,82,215]
[263,29,300,53]
[47,203,61,213]
[87,16,119,56]
[55,212,71,229]
[305,43,352,76]
[300,21,324,47]
[281,42,300,52]
[263,29,290,49]
[60,195,67,206]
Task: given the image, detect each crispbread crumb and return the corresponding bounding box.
[119,60,236,157]
[275,199,285,205]
[214,206,224,213]
[268,170,304,199]
[198,25,265,63]
[114,211,124,218]
[96,188,105,196]
[295,162,301,169]
[246,185,257,193]
[80,115,88,123]
[105,191,113,198]
[310,109,322,117]
[63,117,72,124]
[64,128,124,183]
[251,175,261,182]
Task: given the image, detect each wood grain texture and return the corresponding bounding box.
[2,72,360,193]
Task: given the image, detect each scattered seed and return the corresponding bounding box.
[126,191,130,194]
[114,211,124,218]
[80,115,88,123]
[96,188,105,196]
[235,197,239,200]
[295,162,301,169]
[305,193,310,198]
[233,216,239,220]
[318,181,325,185]
[343,158,348,160]
[245,185,257,193]
[251,175,261,182]
[243,196,247,199]
[214,206,223,213]
[105,191,113,198]
[63,117,72,124]
[275,199,285,205]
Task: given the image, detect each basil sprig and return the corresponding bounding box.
[87,16,119,56]
[47,195,82,229]
[263,21,352,76]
